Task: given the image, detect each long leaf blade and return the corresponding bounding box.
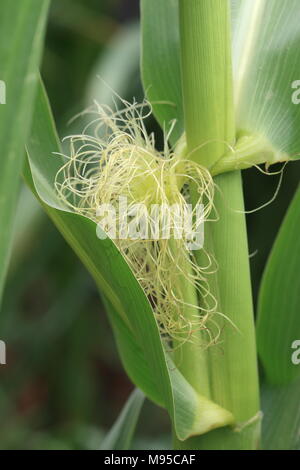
[0,0,49,301]
[233,0,300,158]
[100,388,145,450]
[143,0,300,162]
[141,0,183,144]
[257,184,300,384]
[261,377,300,450]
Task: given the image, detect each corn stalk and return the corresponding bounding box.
[173,0,260,449]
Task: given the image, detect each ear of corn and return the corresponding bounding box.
[24,80,235,441]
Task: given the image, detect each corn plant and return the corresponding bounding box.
[1,0,300,451]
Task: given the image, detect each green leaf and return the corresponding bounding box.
[142,0,300,166]
[101,296,163,407]
[0,0,49,301]
[257,184,300,385]
[140,0,255,146]
[100,388,145,450]
[141,0,183,144]
[233,0,300,158]
[261,377,300,450]
[24,80,234,441]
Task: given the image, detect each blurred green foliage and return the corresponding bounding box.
[0,0,299,450]
[0,0,169,450]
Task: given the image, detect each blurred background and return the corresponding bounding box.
[0,0,299,450]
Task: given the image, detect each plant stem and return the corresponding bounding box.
[176,0,261,449]
[179,0,234,168]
